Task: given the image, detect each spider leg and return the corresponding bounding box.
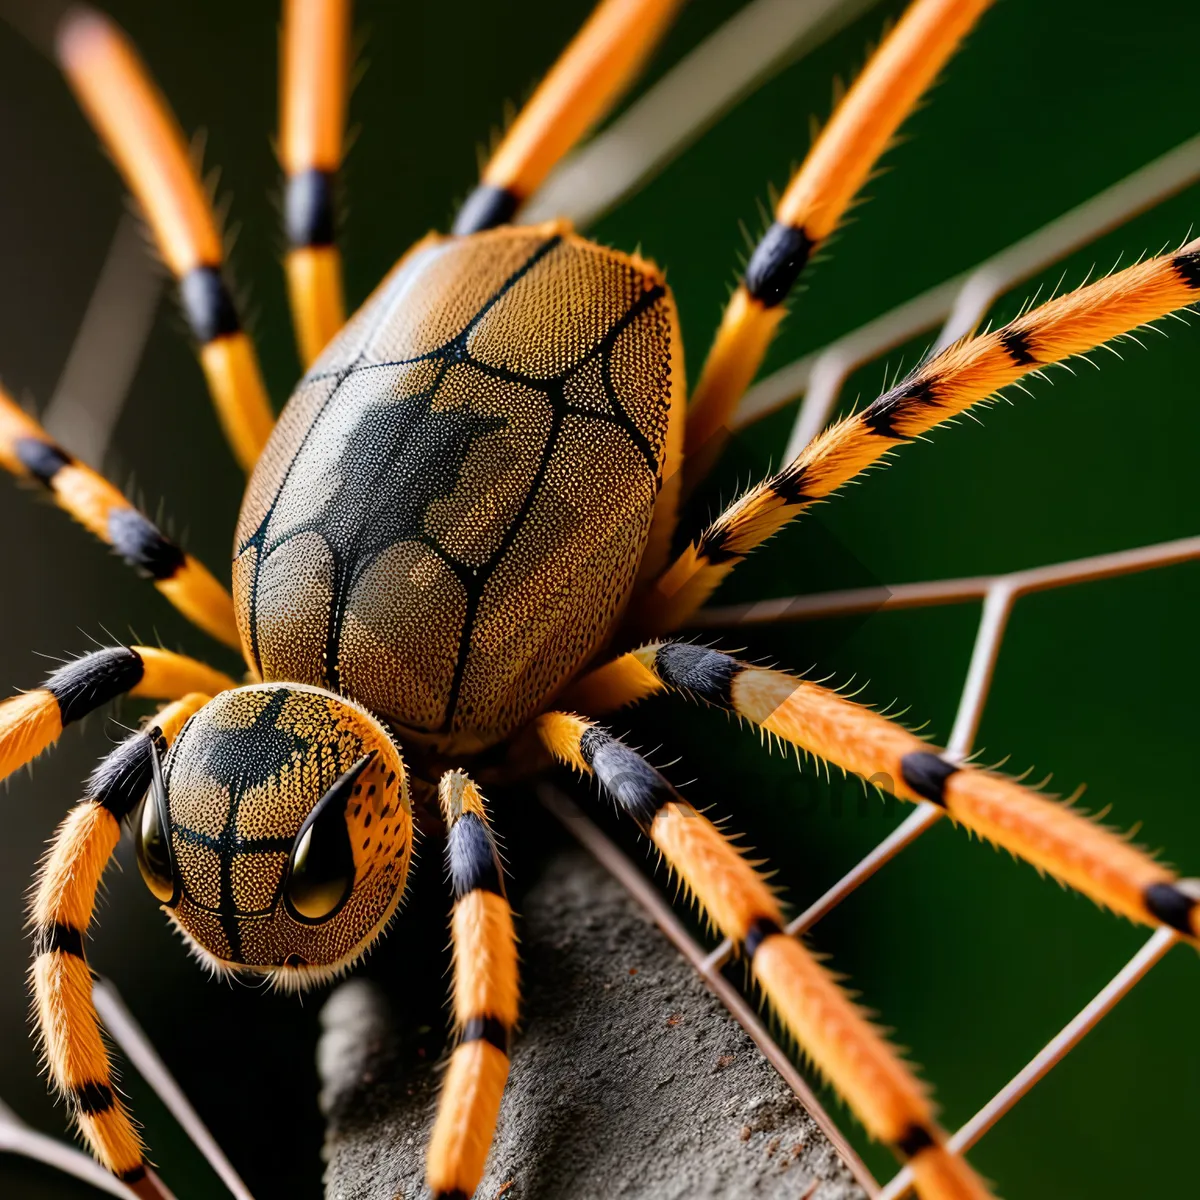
[683,0,993,484]
[568,643,1200,941]
[452,0,685,236]
[0,644,234,784]
[0,386,240,646]
[29,693,211,1200]
[641,238,1200,632]
[427,770,518,1200]
[535,710,992,1200]
[280,0,351,367]
[55,8,274,473]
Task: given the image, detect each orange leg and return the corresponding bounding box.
[56,8,274,472]
[0,644,234,784]
[281,0,352,366]
[0,384,239,647]
[567,643,1200,941]
[683,0,994,484]
[29,694,210,1198]
[536,710,992,1200]
[452,0,684,235]
[641,237,1200,632]
[426,770,518,1200]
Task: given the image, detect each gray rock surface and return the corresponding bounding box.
[318,848,868,1200]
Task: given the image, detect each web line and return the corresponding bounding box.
[2,16,1196,1194]
[729,133,1200,457]
[547,516,1198,1198]
[539,783,883,1195]
[555,139,1200,1187]
[522,0,883,229]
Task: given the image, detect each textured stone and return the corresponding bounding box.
[319,848,867,1200]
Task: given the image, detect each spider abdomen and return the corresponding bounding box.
[234,223,680,752]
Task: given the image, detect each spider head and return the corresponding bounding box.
[135,683,412,989]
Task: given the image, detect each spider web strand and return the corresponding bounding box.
[93,979,257,1200]
[728,132,1200,454]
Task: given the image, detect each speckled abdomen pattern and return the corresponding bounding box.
[234,225,678,750]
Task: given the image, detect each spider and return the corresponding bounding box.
[0,0,1197,1197]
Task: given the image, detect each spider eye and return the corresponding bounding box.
[135,742,177,905]
[284,753,372,923]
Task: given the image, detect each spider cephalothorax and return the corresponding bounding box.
[138,684,412,984]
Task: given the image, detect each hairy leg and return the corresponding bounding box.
[0,645,234,783]
[57,8,274,471]
[280,0,352,366]
[641,239,1200,631]
[568,642,1200,940]
[535,710,991,1200]
[426,770,518,1200]
[30,693,211,1198]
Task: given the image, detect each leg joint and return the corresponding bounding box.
[895,1121,937,1160]
[89,732,156,819]
[588,733,677,827]
[460,1014,510,1056]
[1143,879,1200,934]
[744,222,815,307]
[447,812,505,900]
[107,508,186,580]
[1172,248,1200,290]
[452,184,520,236]
[899,751,959,806]
[71,1080,116,1116]
[180,266,241,344]
[33,921,86,960]
[15,437,72,487]
[654,643,739,706]
[285,168,337,248]
[744,915,784,959]
[46,647,144,725]
[999,327,1038,365]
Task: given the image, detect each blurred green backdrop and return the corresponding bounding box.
[1,0,1198,1196]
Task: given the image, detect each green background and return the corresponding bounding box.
[1,0,1198,1196]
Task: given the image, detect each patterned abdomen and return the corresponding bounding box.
[234,225,679,750]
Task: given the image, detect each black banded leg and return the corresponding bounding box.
[1144,879,1200,936]
[29,696,208,1197]
[178,265,273,473]
[451,0,683,235]
[280,0,350,365]
[57,8,273,470]
[426,770,517,1200]
[683,0,994,478]
[0,645,234,783]
[0,385,240,646]
[177,265,239,346]
[453,185,521,238]
[535,710,992,1199]
[566,643,1200,943]
[640,236,1200,633]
